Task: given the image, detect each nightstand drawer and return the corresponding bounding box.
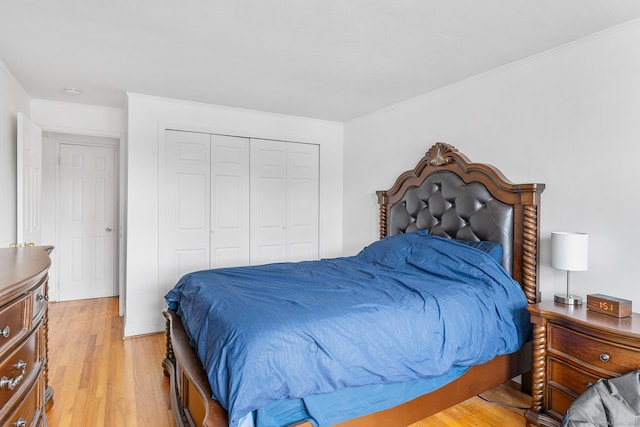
[548,358,600,397]
[548,385,575,421]
[549,324,640,374]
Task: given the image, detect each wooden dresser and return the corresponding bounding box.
[0,246,53,427]
[525,301,640,426]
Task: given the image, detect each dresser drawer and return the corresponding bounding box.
[0,295,29,357]
[0,328,41,410]
[548,324,640,374]
[31,281,47,323]
[0,375,44,427]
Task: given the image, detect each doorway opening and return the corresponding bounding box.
[41,132,121,305]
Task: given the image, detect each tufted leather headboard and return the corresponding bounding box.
[377,143,545,304]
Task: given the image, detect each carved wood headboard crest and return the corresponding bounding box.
[426,142,457,166]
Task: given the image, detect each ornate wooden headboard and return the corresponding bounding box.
[376,143,545,304]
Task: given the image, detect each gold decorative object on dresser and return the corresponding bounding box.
[525,301,640,426]
[0,246,53,427]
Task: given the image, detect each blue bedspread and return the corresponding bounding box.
[165,232,530,427]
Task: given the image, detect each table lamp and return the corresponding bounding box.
[551,231,588,305]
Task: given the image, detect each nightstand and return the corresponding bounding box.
[525,301,640,427]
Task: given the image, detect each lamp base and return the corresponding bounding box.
[554,293,583,305]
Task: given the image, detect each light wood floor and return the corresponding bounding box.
[45,297,531,426]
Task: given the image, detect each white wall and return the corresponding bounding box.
[0,59,31,246]
[343,20,640,307]
[126,93,343,337]
[31,99,126,137]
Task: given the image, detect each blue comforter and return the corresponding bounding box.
[165,232,530,427]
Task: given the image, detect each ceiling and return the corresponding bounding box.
[2,1,640,122]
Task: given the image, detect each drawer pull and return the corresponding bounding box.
[14,418,26,427]
[0,359,27,390]
[599,353,610,363]
[1,326,9,338]
[37,293,49,301]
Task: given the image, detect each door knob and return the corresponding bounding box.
[106,227,112,232]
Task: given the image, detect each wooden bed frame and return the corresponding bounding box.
[163,142,545,427]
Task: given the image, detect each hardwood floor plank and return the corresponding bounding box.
[45,297,531,426]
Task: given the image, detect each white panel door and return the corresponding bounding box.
[16,112,42,246]
[163,130,211,291]
[286,143,319,261]
[210,135,250,268]
[58,143,116,300]
[250,139,287,265]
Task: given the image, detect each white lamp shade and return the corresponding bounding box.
[551,232,588,271]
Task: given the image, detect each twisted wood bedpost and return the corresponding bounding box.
[379,204,388,239]
[522,204,541,305]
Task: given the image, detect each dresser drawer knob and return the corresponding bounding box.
[14,418,26,427]
[1,326,9,338]
[37,293,49,301]
[0,359,27,390]
[599,353,610,363]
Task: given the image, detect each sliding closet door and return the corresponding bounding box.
[162,132,320,285]
[250,139,319,265]
[250,139,287,265]
[210,135,250,268]
[286,142,319,261]
[163,130,211,290]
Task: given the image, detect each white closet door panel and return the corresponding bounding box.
[211,135,250,268]
[256,244,286,264]
[178,174,207,229]
[257,178,286,227]
[286,143,319,261]
[176,249,207,277]
[164,130,211,289]
[250,139,287,265]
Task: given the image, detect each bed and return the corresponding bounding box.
[162,142,545,427]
